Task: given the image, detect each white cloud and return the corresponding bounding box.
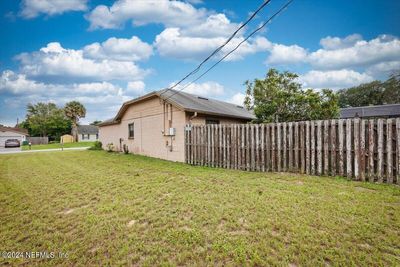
[309,35,400,70]
[20,0,88,18]
[171,81,225,97]
[83,36,153,61]
[264,34,400,78]
[366,61,400,77]
[266,44,308,65]
[319,34,363,50]
[85,0,207,30]
[0,69,139,124]
[0,70,123,96]
[126,81,146,95]
[154,28,270,61]
[227,92,246,106]
[299,69,374,90]
[16,42,148,82]
[180,14,239,38]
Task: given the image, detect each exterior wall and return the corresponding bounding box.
[189,114,248,125]
[99,97,251,162]
[99,96,187,162]
[78,133,98,142]
[0,131,26,147]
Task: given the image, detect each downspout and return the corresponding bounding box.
[189,112,198,124]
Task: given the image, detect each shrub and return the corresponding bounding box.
[22,140,29,146]
[106,143,114,152]
[89,141,103,150]
[123,144,129,154]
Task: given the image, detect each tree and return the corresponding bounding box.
[64,101,86,141]
[244,69,339,123]
[90,120,102,126]
[23,102,71,140]
[338,71,400,107]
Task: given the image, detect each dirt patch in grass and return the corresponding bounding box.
[0,151,399,266]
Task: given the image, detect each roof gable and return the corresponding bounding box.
[77,125,99,134]
[0,126,28,135]
[99,89,255,126]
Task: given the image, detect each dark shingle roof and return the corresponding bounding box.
[340,104,400,118]
[0,126,28,135]
[77,125,99,134]
[99,89,255,126]
[158,89,255,120]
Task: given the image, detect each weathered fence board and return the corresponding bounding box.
[185,118,400,184]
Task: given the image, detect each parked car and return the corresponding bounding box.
[5,139,20,148]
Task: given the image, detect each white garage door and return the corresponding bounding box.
[0,135,22,148]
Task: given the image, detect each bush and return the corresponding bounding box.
[22,140,29,146]
[123,144,129,154]
[106,143,114,152]
[89,141,103,150]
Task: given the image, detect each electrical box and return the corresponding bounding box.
[168,127,176,136]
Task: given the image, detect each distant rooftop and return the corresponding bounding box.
[340,104,400,119]
[77,125,99,134]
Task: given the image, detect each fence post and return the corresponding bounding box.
[288,122,293,172]
[317,121,322,175]
[323,120,329,175]
[354,118,360,180]
[360,120,366,181]
[396,118,400,185]
[387,119,393,183]
[310,121,315,175]
[266,124,270,172]
[300,122,305,174]
[338,120,344,176]
[377,119,384,182]
[305,121,310,174]
[368,120,375,182]
[271,123,276,171]
[330,119,337,176]
[346,119,353,178]
[282,123,287,172]
[277,123,281,172]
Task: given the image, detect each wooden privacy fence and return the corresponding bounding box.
[27,136,48,145]
[184,118,400,184]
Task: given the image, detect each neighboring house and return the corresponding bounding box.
[98,89,255,162]
[0,126,28,148]
[77,125,99,142]
[340,104,400,119]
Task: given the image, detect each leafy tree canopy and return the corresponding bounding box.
[64,101,86,141]
[338,71,400,107]
[22,102,71,140]
[244,69,339,123]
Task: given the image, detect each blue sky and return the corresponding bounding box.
[0,0,399,126]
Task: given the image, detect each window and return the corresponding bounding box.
[128,123,134,138]
[96,133,99,140]
[206,119,220,125]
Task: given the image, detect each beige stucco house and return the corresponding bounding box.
[98,89,255,162]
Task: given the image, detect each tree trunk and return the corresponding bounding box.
[71,122,78,142]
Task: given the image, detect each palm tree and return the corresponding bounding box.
[64,101,86,142]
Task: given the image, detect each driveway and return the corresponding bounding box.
[0,146,21,153]
[0,146,89,154]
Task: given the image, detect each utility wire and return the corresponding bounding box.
[159,0,272,97]
[163,0,293,102]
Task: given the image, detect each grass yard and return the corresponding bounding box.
[21,141,94,150]
[0,151,399,266]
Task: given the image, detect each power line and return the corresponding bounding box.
[159,0,272,97]
[163,0,294,102]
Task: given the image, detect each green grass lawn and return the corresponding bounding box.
[0,151,399,266]
[21,141,94,150]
